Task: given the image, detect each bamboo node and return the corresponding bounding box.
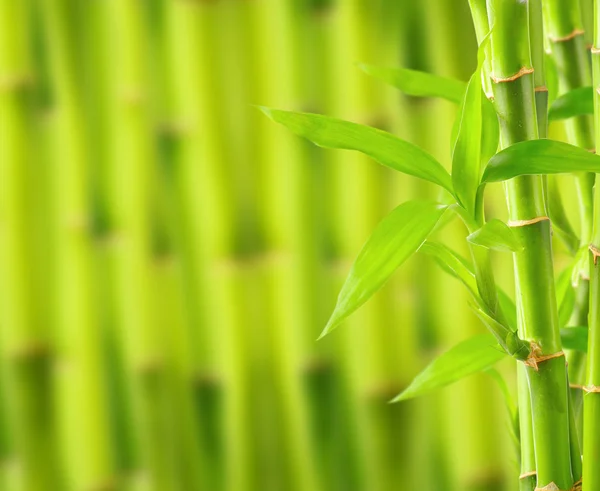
[519,471,537,480]
[522,342,565,371]
[590,245,600,265]
[570,383,584,390]
[587,148,597,154]
[549,28,585,43]
[508,216,550,228]
[592,46,600,54]
[571,479,583,491]
[583,385,600,393]
[535,484,561,491]
[491,67,534,84]
[534,86,549,93]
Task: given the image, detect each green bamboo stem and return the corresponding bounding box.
[544,0,595,416]
[468,5,533,487]
[0,2,64,489]
[38,0,117,488]
[544,0,595,275]
[487,1,574,489]
[86,0,138,482]
[582,5,600,488]
[165,2,234,489]
[106,0,175,488]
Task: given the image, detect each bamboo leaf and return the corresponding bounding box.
[481,97,500,164]
[420,241,478,296]
[452,33,494,214]
[358,64,466,104]
[393,334,505,402]
[321,201,447,338]
[482,139,600,183]
[260,108,454,193]
[560,326,588,352]
[467,219,523,253]
[548,86,593,121]
[452,71,483,213]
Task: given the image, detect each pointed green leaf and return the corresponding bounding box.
[560,326,588,352]
[393,334,505,402]
[358,64,466,104]
[481,97,500,164]
[482,139,600,183]
[548,86,593,122]
[420,241,478,296]
[321,201,447,338]
[452,33,494,214]
[467,219,523,253]
[452,72,483,213]
[260,108,454,193]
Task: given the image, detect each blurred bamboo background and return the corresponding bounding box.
[0,0,532,490]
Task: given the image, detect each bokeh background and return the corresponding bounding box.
[0,0,546,490]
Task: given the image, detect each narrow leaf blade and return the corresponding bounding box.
[452,71,483,213]
[260,108,454,193]
[359,65,466,104]
[482,139,600,183]
[322,201,447,337]
[467,219,524,253]
[548,86,593,121]
[393,334,506,402]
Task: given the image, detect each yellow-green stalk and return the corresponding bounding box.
[544,0,595,425]
[106,0,176,488]
[38,0,116,487]
[487,1,574,489]
[583,3,600,488]
[0,2,64,489]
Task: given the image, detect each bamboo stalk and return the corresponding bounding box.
[583,4,600,488]
[0,2,65,489]
[487,1,574,489]
[105,0,176,488]
[37,0,117,488]
[544,1,595,433]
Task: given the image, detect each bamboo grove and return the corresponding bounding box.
[2,0,600,491]
[267,0,600,490]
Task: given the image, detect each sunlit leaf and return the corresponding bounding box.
[320,201,447,338]
[452,32,493,214]
[393,334,505,402]
[560,326,588,352]
[482,139,600,183]
[481,97,499,164]
[548,86,593,121]
[358,64,466,104]
[260,108,454,193]
[467,219,523,253]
